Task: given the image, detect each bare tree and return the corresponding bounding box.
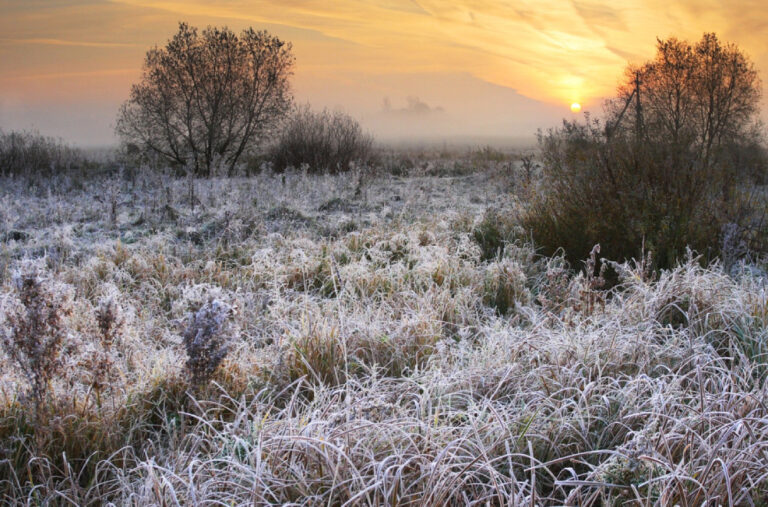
[527,33,765,269]
[609,33,761,167]
[116,23,294,177]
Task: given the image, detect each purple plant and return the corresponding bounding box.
[182,299,234,386]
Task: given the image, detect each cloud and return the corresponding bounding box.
[382,96,445,115]
[5,1,768,108]
[2,0,768,144]
[0,68,137,82]
[572,1,627,33]
[0,38,139,48]
[103,0,626,103]
[605,45,645,63]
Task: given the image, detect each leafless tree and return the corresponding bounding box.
[528,33,765,269]
[608,33,761,168]
[116,23,294,177]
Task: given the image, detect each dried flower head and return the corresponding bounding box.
[182,299,235,386]
[2,272,73,404]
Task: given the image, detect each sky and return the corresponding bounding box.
[1,0,767,147]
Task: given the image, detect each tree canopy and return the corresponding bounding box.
[116,23,294,176]
[609,32,761,166]
[527,33,765,270]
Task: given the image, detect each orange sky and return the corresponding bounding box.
[1,0,766,146]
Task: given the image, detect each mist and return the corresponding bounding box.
[1,70,569,149]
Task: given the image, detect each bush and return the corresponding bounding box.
[268,105,374,173]
[0,130,83,178]
[524,34,767,270]
[1,273,73,405]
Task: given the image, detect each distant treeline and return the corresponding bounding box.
[0,129,85,178]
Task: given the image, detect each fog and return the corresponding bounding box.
[4,0,768,148]
[0,70,568,149]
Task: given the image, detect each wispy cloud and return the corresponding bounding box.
[105,0,622,103]
[0,68,138,82]
[2,0,767,144]
[5,0,762,107]
[0,38,139,48]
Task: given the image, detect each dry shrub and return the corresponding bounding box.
[1,272,73,405]
[268,105,374,173]
[0,129,84,178]
[525,34,767,270]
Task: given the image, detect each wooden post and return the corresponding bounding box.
[634,71,643,139]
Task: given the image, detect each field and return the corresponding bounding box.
[1,155,768,505]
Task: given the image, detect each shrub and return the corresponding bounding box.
[1,273,73,405]
[0,130,83,178]
[524,34,767,270]
[472,209,517,261]
[268,105,374,173]
[182,299,235,386]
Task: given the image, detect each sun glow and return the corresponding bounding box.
[570,102,582,113]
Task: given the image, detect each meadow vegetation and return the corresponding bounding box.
[0,147,767,504]
[0,130,86,178]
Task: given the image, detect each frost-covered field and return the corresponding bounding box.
[1,164,768,505]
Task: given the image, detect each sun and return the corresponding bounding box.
[570,102,582,113]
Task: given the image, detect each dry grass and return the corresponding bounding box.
[0,161,767,505]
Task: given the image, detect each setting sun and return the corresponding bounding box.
[4,1,768,145]
[570,102,582,113]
